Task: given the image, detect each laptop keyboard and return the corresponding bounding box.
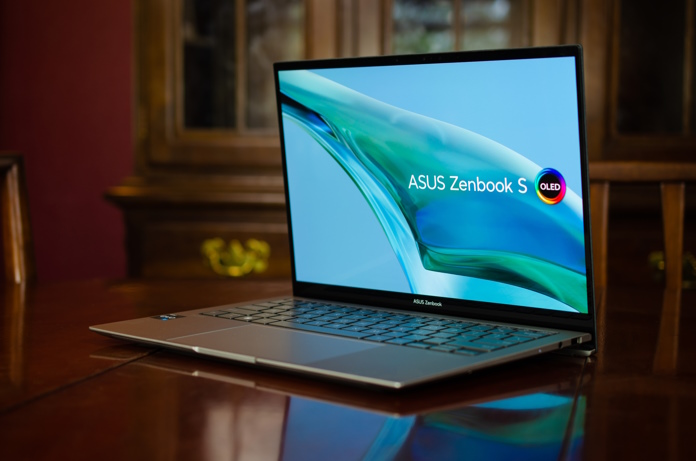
[200,299,555,356]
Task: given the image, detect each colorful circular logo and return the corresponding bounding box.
[535,168,566,205]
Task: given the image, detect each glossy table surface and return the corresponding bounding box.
[1,279,694,460]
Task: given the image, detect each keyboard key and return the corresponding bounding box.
[367,312,394,318]
[389,326,414,333]
[362,328,390,336]
[410,329,436,336]
[406,342,431,349]
[269,315,294,321]
[429,345,458,353]
[388,315,411,320]
[467,325,493,331]
[488,327,518,335]
[323,322,356,330]
[379,320,404,326]
[402,334,429,342]
[233,315,262,322]
[234,305,267,312]
[331,318,356,324]
[427,320,454,326]
[364,335,392,342]
[459,333,485,341]
[451,322,476,328]
[253,302,284,308]
[516,330,553,338]
[386,337,413,345]
[453,349,481,356]
[345,315,368,320]
[296,313,322,319]
[448,339,500,352]
[259,307,286,314]
[285,317,311,324]
[251,318,279,325]
[352,321,378,328]
[431,332,456,339]
[485,333,512,340]
[220,307,258,315]
[505,335,534,343]
[474,338,516,348]
[385,331,408,338]
[272,321,370,339]
[423,337,452,345]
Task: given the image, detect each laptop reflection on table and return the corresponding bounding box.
[129,351,587,461]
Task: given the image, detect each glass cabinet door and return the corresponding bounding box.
[181,0,305,133]
[390,0,529,54]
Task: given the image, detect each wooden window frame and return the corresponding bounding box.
[605,0,696,160]
[135,0,346,175]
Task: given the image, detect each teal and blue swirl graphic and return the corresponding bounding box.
[280,69,587,313]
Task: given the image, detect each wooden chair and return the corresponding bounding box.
[590,162,696,373]
[588,162,696,374]
[0,153,33,391]
[589,161,696,290]
[0,152,35,283]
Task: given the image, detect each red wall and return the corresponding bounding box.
[0,1,133,281]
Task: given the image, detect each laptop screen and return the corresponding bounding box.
[275,47,591,316]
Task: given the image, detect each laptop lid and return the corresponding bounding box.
[274,45,596,349]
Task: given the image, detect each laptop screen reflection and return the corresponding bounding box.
[281,392,584,461]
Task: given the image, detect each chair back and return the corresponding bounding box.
[589,161,696,290]
[0,153,35,283]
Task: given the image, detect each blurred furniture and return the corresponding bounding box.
[105,178,291,279]
[0,153,33,393]
[0,152,34,284]
[589,161,696,289]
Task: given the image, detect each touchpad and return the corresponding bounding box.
[169,325,379,364]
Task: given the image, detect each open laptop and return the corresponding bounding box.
[91,45,596,389]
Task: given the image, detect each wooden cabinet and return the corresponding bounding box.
[107,175,289,278]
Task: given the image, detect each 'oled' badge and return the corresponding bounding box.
[535,168,566,205]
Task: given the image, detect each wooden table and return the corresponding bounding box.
[1,279,694,460]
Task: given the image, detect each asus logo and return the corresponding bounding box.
[413,298,443,307]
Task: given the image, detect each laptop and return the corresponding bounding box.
[91,45,597,389]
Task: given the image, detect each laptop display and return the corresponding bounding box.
[278,49,591,316]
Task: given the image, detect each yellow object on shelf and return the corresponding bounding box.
[201,238,271,277]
